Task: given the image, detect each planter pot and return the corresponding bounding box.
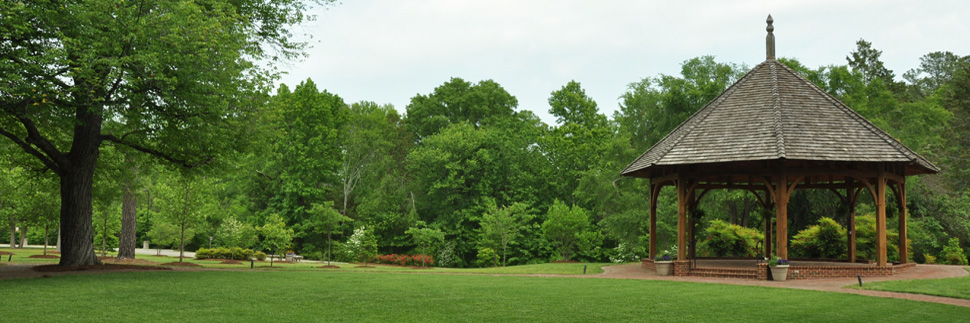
[655,261,673,276]
[769,265,790,281]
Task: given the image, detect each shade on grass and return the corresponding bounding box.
[853,267,970,300]
[3,271,968,322]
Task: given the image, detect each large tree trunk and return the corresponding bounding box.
[58,166,103,266]
[19,224,27,247]
[117,179,138,259]
[56,230,61,251]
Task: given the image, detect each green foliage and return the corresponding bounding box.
[846,39,896,84]
[855,214,901,262]
[790,217,848,259]
[478,200,534,266]
[216,217,258,250]
[405,78,518,140]
[147,221,183,250]
[406,225,444,267]
[940,238,968,265]
[697,220,764,258]
[476,248,499,268]
[542,201,601,261]
[195,247,256,260]
[345,226,378,265]
[259,214,294,263]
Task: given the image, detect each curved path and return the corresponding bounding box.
[597,263,970,308]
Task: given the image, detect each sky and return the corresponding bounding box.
[277,0,970,125]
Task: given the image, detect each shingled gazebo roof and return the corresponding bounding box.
[620,57,939,178]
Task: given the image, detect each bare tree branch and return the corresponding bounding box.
[101,134,211,168]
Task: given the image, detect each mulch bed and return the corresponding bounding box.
[318,265,340,269]
[29,255,60,259]
[160,262,202,267]
[0,251,14,256]
[270,260,293,264]
[102,258,161,266]
[32,264,173,273]
[219,260,243,265]
[355,265,375,268]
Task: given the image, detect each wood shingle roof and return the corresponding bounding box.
[621,59,939,177]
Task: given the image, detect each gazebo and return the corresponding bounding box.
[621,16,938,277]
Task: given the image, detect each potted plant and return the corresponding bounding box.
[654,253,674,276]
[767,256,790,281]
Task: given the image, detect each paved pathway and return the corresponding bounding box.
[597,263,970,308]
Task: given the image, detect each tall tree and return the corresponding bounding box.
[942,60,970,191]
[542,200,600,262]
[904,51,965,99]
[405,78,518,140]
[265,80,346,248]
[616,56,745,152]
[846,39,896,84]
[156,173,215,262]
[0,0,327,266]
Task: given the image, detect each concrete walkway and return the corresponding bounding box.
[598,263,970,308]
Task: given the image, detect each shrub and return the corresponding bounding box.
[254,251,267,261]
[698,220,763,257]
[195,247,257,260]
[371,254,435,267]
[476,248,499,268]
[791,217,847,259]
[924,253,937,264]
[940,238,968,265]
[855,214,900,262]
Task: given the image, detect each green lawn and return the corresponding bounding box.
[1,247,609,274]
[853,267,970,300]
[2,270,968,322]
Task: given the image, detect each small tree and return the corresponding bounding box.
[216,217,257,260]
[307,202,351,266]
[476,247,499,268]
[260,214,293,267]
[479,201,533,266]
[346,226,378,267]
[542,200,600,262]
[941,238,968,265]
[147,221,183,256]
[406,224,444,267]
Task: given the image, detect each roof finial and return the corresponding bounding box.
[766,15,775,60]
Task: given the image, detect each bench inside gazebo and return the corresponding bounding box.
[621,16,935,280]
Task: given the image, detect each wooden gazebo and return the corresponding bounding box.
[621,16,938,268]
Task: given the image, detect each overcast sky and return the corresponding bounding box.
[277,0,970,125]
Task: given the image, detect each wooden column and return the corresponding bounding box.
[676,178,688,260]
[649,183,660,259]
[847,184,858,263]
[876,171,888,266]
[898,181,908,264]
[764,212,772,257]
[848,198,857,263]
[775,173,789,260]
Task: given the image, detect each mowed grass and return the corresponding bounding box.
[852,267,970,300]
[2,271,969,322]
[0,247,610,274]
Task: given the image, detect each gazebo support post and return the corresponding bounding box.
[775,174,789,260]
[676,178,688,260]
[847,184,858,263]
[898,182,907,264]
[649,183,660,259]
[764,213,772,257]
[876,171,888,266]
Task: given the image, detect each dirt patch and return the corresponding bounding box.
[47,251,61,255]
[0,251,14,256]
[551,260,581,264]
[29,255,60,259]
[219,260,242,265]
[32,264,172,273]
[355,265,375,268]
[318,265,340,269]
[160,262,202,267]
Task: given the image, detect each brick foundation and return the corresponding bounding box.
[673,260,691,276]
[641,258,655,271]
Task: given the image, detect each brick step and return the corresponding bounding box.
[687,267,759,279]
